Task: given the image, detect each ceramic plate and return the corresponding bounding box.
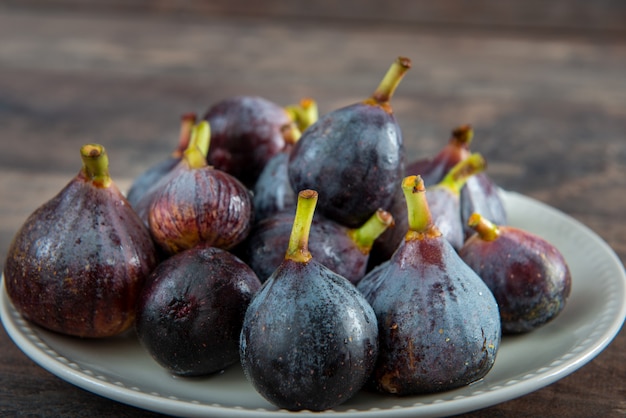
[2,191,625,417]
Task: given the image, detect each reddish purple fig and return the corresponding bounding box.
[288,57,411,228]
[136,246,261,376]
[148,121,253,255]
[203,95,295,187]
[459,213,572,333]
[4,144,158,338]
[357,176,500,395]
[126,113,196,207]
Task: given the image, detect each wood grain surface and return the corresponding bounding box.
[0,4,624,417]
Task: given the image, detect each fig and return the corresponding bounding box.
[252,122,302,221]
[357,175,500,395]
[240,190,379,411]
[288,56,411,228]
[459,213,572,333]
[135,246,261,376]
[405,124,506,239]
[240,208,393,284]
[4,144,158,338]
[372,153,486,264]
[126,112,196,207]
[148,121,254,255]
[203,95,295,187]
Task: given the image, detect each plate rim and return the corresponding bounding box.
[2,190,625,417]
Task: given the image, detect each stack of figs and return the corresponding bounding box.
[3,56,572,410]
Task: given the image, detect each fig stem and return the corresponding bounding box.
[173,113,198,157]
[285,190,318,263]
[371,56,412,104]
[468,213,500,241]
[285,97,319,132]
[437,153,486,195]
[451,124,474,148]
[401,175,433,234]
[80,144,112,188]
[183,121,210,169]
[280,122,302,146]
[349,209,394,254]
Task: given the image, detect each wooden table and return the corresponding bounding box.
[1,4,625,417]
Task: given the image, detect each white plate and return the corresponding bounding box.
[2,191,625,418]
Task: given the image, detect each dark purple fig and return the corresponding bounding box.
[252,122,302,221]
[148,121,253,255]
[357,175,500,396]
[459,213,572,333]
[126,113,196,207]
[241,208,393,284]
[240,190,379,411]
[203,95,295,187]
[460,171,507,241]
[4,144,158,338]
[288,57,411,228]
[372,153,486,264]
[135,246,261,376]
[405,124,473,187]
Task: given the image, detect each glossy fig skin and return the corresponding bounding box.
[148,164,253,255]
[4,171,158,338]
[204,96,293,187]
[240,211,371,285]
[252,152,296,221]
[135,246,261,376]
[459,225,571,333]
[240,259,379,411]
[288,104,404,228]
[357,237,501,395]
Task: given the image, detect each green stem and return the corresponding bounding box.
[437,153,486,195]
[285,98,319,132]
[402,175,433,233]
[285,190,318,263]
[183,121,210,169]
[370,56,412,104]
[80,144,112,188]
[348,209,394,253]
[467,213,500,241]
[280,122,302,146]
[173,112,197,157]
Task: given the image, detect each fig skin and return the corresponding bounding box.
[357,176,500,396]
[204,95,294,187]
[288,57,410,228]
[459,214,572,333]
[135,246,261,376]
[149,167,253,254]
[240,190,379,411]
[4,144,158,338]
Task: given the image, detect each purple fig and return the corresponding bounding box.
[203,95,295,187]
[240,190,379,411]
[148,121,253,255]
[4,144,158,338]
[135,246,261,376]
[459,213,572,333]
[288,57,411,228]
[357,175,500,395]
